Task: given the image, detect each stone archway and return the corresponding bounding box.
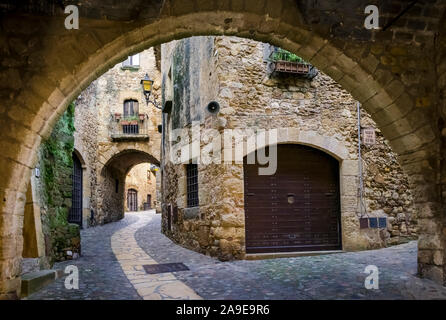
[0,1,445,297]
[97,149,160,224]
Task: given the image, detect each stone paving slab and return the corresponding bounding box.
[27,215,142,300]
[111,212,201,300]
[135,212,446,300]
[27,211,446,300]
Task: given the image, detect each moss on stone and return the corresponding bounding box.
[37,102,79,264]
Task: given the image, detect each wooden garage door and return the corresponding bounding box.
[244,144,342,254]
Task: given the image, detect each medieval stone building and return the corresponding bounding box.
[21,48,162,273]
[160,36,416,261]
[73,47,162,226]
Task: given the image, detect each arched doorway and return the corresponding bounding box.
[127,189,138,212]
[69,152,83,227]
[243,144,342,254]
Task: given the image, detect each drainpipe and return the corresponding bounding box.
[357,101,367,218]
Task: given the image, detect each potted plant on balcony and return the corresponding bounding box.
[139,113,145,121]
[114,113,122,121]
[121,115,139,126]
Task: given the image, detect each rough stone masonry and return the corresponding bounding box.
[160,36,416,261]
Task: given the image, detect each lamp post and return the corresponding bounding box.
[140,73,161,109]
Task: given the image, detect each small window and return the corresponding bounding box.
[123,99,139,117]
[186,164,199,208]
[122,54,140,68]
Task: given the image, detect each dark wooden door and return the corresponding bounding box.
[127,189,138,212]
[244,144,342,254]
[69,153,83,227]
[147,194,152,208]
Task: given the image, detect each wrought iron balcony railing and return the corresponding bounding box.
[110,113,150,141]
[268,48,318,79]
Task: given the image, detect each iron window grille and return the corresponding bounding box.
[186,164,199,208]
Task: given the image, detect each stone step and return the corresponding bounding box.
[20,269,61,298]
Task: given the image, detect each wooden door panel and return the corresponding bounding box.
[244,144,342,253]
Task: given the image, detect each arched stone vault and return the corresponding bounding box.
[102,149,160,177]
[95,149,160,225]
[1,0,446,298]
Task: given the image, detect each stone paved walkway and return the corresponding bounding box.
[111,212,201,300]
[28,211,446,300]
[27,215,142,300]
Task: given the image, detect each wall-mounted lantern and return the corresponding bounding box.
[140,73,161,109]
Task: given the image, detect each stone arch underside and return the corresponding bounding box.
[0,1,445,298]
[95,149,160,225]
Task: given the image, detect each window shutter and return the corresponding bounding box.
[122,57,130,67]
[134,100,139,114]
[132,54,140,66]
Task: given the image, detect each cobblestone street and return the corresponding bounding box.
[28,211,446,300]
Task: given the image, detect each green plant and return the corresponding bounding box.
[122,115,139,121]
[271,48,306,63]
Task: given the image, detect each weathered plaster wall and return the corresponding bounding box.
[161,36,416,260]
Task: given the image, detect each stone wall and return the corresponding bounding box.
[74,81,99,227]
[160,36,416,260]
[73,47,162,225]
[34,104,81,264]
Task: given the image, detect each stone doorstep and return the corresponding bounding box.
[244,250,344,261]
[20,269,63,299]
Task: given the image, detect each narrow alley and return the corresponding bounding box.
[27,211,446,300]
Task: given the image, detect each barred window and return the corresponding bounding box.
[186,164,199,207]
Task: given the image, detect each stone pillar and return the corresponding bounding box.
[410,144,445,285]
[0,187,27,300]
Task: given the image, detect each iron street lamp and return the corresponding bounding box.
[140,73,161,109]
